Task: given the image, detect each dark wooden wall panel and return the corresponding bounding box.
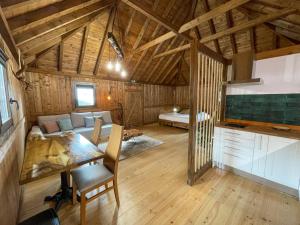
[175,86,189,109]
[0,36,27,225]
[25,72,182,126]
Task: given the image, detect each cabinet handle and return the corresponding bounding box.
[224,131,241,135]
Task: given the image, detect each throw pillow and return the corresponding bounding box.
[84,116,95,128]
[58,118,73,131]
[43,121,60,134]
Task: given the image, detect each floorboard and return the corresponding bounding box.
[19,124,300,225]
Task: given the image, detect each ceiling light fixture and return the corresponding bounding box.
[121,70,127,78]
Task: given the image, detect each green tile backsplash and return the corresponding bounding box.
[226,94,300,125]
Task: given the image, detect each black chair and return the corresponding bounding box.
[19,208,60,225]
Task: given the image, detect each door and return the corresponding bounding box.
[124,89,143,128]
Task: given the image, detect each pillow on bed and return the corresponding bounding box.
[180,109,190,114]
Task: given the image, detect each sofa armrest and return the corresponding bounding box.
[28,126,45,141]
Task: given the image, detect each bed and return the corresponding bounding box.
[159,110,210,129]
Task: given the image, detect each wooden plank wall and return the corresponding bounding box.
[0,37,27,225]
[175,86,190,109]
[144,85,174,124]
[25,71,176,126]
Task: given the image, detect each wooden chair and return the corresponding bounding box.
[71,124,123,225]
[90,118,102,146]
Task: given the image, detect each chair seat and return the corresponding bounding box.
[19,208,60,225]
[71,164,114,192]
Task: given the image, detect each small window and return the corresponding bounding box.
[0,49,12,134]
[74,83,96,108]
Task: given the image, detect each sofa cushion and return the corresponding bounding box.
[58,118,73,131]
[71,112,93,128]
[73,127,94,140]
[93,111,112,124]
[43,121,60,133]
[38,114,70,133]
[84,116,95,128]
[101,124,112,137]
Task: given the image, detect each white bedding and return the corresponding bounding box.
[159,112,210,124]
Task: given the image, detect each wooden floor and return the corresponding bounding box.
[19,124,300,225]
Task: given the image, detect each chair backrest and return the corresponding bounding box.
[103,124,123,173]
[90,118,102,146]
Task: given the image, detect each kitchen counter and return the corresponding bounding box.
[216,122,300,140]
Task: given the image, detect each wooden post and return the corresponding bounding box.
[187,39,198,185]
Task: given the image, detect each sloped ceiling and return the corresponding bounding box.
[0,0,299,86]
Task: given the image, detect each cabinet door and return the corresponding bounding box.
[213,127,223,168]
[252,134,268,177]
[265,136,300,189]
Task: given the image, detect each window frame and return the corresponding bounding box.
[74,82,96,108]
[0,48,12,135]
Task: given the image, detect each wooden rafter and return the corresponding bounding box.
[225,11,237,54]
[237,6,297,45]
[135,0,251,53]
[124,0,160,72]
[200,8,296,43]
[19,10,104,54]
[8,0,101,35]
[191,0,201,40]
[255,44,300,60]
[153,52,183,84]
[145,37,180,83]
[154,44,190,59]
[129,0,179,81]
[93,6,115,75]
[249,27,256,52]
[202,0,222,54]
[121,0,191,41]
[58,43,63,71]
[26,11,104,65]
[77,25,90,74]
[0,6,19,63]
[124,9,136,38]
[14,0,112,46]
[161,53,184,84]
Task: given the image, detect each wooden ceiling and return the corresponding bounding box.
[0,0,299,85]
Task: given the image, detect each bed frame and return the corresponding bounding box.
[159,119,189,130]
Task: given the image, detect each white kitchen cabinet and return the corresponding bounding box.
[265,136,300,189]
[252,134,268,177]
[213,127,300,192]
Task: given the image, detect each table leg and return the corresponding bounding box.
[44,171,72,211]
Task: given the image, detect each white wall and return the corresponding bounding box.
[227,53,300,95]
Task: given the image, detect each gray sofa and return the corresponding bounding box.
[33,111,112,140]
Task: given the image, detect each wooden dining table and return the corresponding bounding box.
[20,132,104,210]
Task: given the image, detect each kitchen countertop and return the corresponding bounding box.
[216,122,300,140]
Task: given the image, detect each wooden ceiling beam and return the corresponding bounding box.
[77,25,90,74]
[0,6,19,63]
[19,10,104,54]
[159,53,183,84]
[121,0,191,41]
[14,0,112,46]
[225,11,237,54]
[145,37,180,83]
[93,6,115,75]
[58,43,63,71]
[135,0,251,53]
[153,42,229,64]
[154,44,190,59]
[249,27,256,52]
[124,0,160,73]
[163,54,185,84]
[202,0,222,54]
[153,52,182,84]
[25,12,103,65]
[200,8,297,43]
[130,0,178,81]
[255,44,300,60]
[8,0,101,35]
[237,7,297,45]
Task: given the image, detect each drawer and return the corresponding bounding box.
[222,152,252,172]
[223,138,255,149]
[222,128,255,140]
[222,145,253,158]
